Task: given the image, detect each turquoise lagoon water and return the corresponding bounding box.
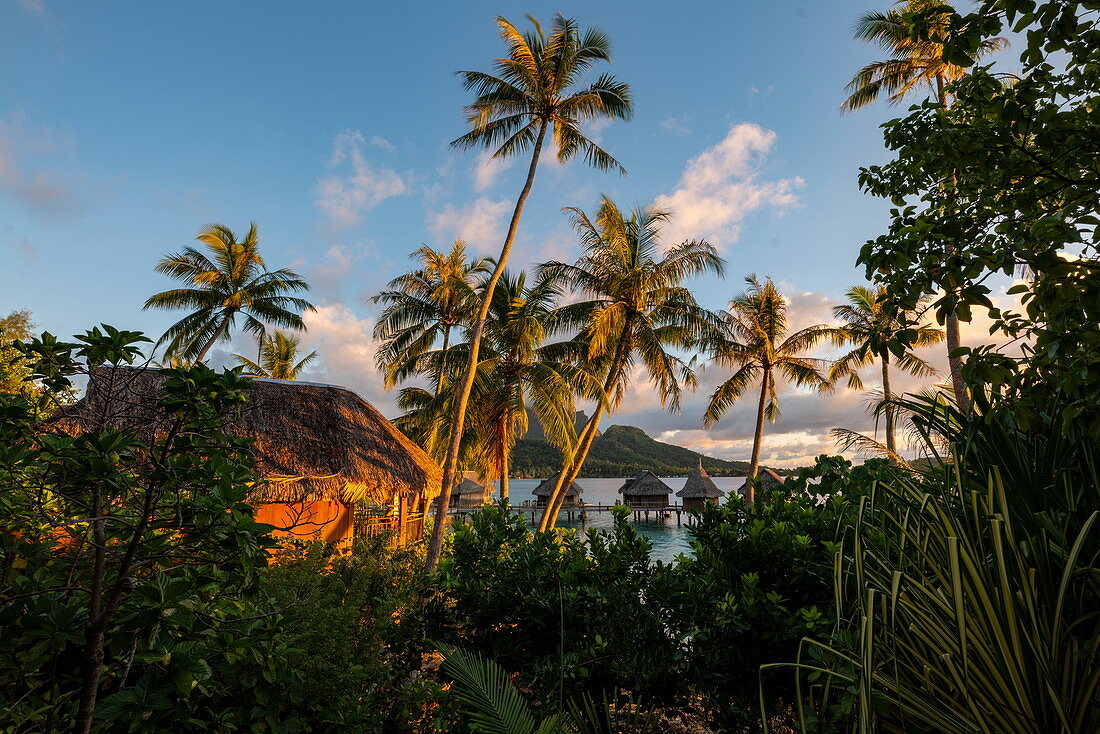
[495,476,747,564]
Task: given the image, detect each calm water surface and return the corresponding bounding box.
[497,477,747,564]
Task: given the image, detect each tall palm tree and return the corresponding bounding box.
[702,276,832,505]
[426,14,633,571]
[373,240,486,393]
[394,270,599,503]
[456,270,601,503]
[842,0,1005,413]
[233,330,318,380]
[144,223,314,363]
[827,285,944,456]
[536,197,724,530]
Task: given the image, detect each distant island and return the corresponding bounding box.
[511,412,761,478]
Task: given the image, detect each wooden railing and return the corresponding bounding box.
[354,510,426,546]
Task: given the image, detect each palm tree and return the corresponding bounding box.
[394,270,599,504]
[842,0,1005,412]
[827,285,944,456]
[233,330,318,380]
[426,14,633,571]
[842,0,1005,112]
[536,197,724,530]
[373,240,486,393]
[471,270,600,503]
[144,223,314,363]
[702,276,832,505]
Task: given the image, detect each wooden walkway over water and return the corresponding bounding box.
[448,503,692,525]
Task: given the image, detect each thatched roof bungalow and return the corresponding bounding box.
[618,470,673,508]
[43,366,442,546]
[677,460,726,511]
[450,471,492,507]
[532,473,585,508]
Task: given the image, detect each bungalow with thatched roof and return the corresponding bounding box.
[677,460,726,511]
[43,366,442,546]
[739,468,785,496]
[618,470,673,508]
[450,471,492,507]
[532,473,585,508]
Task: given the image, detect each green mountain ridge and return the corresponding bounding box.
[511,423,755,478]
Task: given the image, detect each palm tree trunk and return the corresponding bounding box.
[435,326,451,396]
[538,403,604,531]
[936,78,971,414]
[746,368,769,506]
[882,356,896,457]
[539,338,629,531]
[193,310,235,364]
[499,413,511,504]
[944,314,970,412]
[424,120,549,573]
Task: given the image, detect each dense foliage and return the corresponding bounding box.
[0,328,294,733]
[858,0,1100,430]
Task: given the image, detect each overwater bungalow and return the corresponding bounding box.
[676,459,726,511]
[449,471,492,507]
[532,472,585,508]
[618,470,673,508]
[43,366,442,546]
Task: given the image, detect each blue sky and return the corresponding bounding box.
[0,0,1004,466]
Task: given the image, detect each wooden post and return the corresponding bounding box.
[397,495,409,545]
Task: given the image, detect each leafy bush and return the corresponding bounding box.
[257,538,451,732]
[0,326,299,733]
[651,458,887,729]
[428,504,679,707]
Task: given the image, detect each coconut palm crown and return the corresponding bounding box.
[841,0,1007,112]
[372,240,487,391]
[451,13,634,171]
[827,285,944,456]
[535,196,724,529]
[234,331,318,381]
[702,275,832,502]
[144,223,314,363]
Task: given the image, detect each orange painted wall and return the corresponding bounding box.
[255,501,353,545]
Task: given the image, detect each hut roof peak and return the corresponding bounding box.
[678,460,725,499]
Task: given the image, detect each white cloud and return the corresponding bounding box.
[315,131,406,230]
[654,122,803,249]
[428,196,511,254]
[18,0,46,14]
[297,304,396,414]
[472,150,515,192]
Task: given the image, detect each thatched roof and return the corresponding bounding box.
[618,470,673,496]
[740,468,785,492]
[532,472,585,498]
[43,366,442,505]
[677,460,725,499]
[453,472,490,496]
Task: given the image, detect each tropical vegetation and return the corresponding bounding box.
[701,275,831,502]
[427,12,635,572]
[143,222,315,364]
[234,330,318,380]
[4,1,1099,732]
